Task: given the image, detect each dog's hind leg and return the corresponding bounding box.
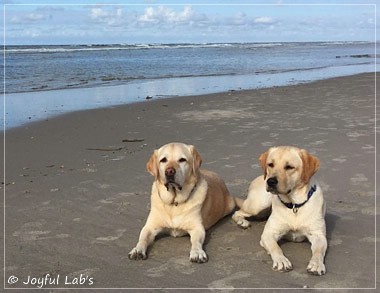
[232,209,254,229]
[232,176,273,229]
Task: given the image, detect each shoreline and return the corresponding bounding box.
[3,65,376,130]
[5,41,376,95]
[3,73,377,289]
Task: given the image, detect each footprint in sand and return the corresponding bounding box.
[329,203,358,214]
[332,156,347,163]
[97,183,111,189]
[328,237,343,246]
[315,279,357,288]
[67,268,99,279]
[13,220,71,241]
[359,237,378,243]
[208,271,251,291]
[93,229,126,243]
[145,257,196,277]
[80,166,98,173]
[227,178,251,187]
[261,141,274,147]
[361,207,378,216]
[350,173,369,185]
[98,192,134,208]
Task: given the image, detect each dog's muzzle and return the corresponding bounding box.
[266,177,278,193]
[165,167,182,191]
[266,176,291,195]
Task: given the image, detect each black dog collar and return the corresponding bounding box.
[278,185,317,213]
[159,183,197,206]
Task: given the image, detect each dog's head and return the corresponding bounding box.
[146,142,202,190]
[259,146,320,195]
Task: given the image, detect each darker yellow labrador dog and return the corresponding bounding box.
[129,142,236,263]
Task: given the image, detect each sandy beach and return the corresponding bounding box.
[2,73,377,290]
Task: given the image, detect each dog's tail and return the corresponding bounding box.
[234,197,244,209]
[225,195,244,216]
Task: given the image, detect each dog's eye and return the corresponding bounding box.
[285,165,295,170]
[179,158,187,163]
[267,163,274,168]
[160,157,168,163]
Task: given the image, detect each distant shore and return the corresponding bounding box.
[3,73,377,289]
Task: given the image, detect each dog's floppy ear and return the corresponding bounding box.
[189,145,202,175]
[299,149,320,184]
[259,150,270,179]
[146,150,159,178]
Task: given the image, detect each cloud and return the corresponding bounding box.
[137,6,275,31]
[254,17,274,24]
[27,13,45,21]
[10,13,46,24]
[36,6,65,12]
[90,6,123,26]
[224,13,275,27]
[139,5,196,25]
[6,3,374,45]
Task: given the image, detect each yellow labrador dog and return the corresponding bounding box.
[129,142,235,263]
[232,146,327,275]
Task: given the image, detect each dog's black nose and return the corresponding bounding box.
[165,167,176,177]
[267,177,278,188]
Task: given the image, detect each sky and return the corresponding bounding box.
[1,0,379,45]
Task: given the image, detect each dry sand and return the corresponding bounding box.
[2,73,378,290]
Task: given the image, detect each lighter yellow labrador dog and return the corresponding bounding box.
[232,146,327,275]
[129,142,236,263]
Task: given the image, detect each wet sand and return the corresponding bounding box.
[2,73,378,290]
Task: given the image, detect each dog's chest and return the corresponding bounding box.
[288,214,309,233]
[276,205,321,235]
[163,204,202,230]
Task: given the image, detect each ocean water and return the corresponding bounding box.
[2,42,378,129]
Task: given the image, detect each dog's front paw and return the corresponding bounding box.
[189,249,208,263]
[128,247,147,260]
[307,258,326,275]
[272,255,293,272]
